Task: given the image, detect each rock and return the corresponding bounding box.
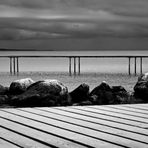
[69,83,90,104]
[0,95,9,105]
[73,100,93,106]
[79,100,93,106]
[90,81,114,105]
[9,78,35,95]
[90,81,111,94]
[134,81,148,102]
[10,79,69,107]
[129,92,144,104]
[90,83,130,105]
[111,86,130,104]
[0,84,9,95]
[138,72,148,81]
[133,73,148,102]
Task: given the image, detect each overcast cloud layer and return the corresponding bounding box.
[0,0,148,50]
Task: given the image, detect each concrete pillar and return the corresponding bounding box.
[78,57,81,75]
[69,57,72,76]
[16,57,19,75]
[74,57,76,76]
[10,57,12,75]
[134,57,137,76]
[128,57,131,75]
[140,57,143,75]
[13,57,16,75]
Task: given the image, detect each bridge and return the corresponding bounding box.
[0,55,147,76]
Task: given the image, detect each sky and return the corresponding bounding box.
[0,0,148,50]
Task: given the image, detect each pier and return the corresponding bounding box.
[1,103,148,148]
[0,55,147,76]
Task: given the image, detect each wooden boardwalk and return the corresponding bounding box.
[0,104,148,148]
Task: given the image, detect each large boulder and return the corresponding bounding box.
[90,81,114,105]
[9,78,35,95]
[134,73,148,102]
[111,86,130,104]
[69,83,90,104]
[10,79,69,107]
[0,84,9,95]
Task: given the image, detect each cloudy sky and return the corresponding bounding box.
[0,0,148,50]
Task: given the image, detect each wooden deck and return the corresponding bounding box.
[0,104,148,148]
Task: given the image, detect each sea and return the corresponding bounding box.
[0,50,148,74]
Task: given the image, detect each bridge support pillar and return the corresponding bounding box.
[134,57,137,76]
[140,57,143,75]
[128,57,131,76]
[69,57,81,76]
[9,57,19,75]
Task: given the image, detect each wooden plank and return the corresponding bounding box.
[0,127,51,148]
[0,119,90,148]
[0,112,121,148]
[1,105,148,148]
[74,106,148,124]
[52,107,148,128]
[136,103,148,106]
[1,110,148,148]
[13,108,148,145]
[102,104,148,112]
[93,105,148,118]
[38,107,148,135]
[123,104,148,107]
[0,138,20,148]
[105,105,148,116]
[123,104,148,111]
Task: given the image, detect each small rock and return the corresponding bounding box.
[72,100,92,106]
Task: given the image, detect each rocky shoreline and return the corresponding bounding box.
[0,73,148,108]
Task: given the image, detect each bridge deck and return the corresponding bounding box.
[0,104,148,148]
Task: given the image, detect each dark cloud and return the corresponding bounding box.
[0,28,71,40]
[1,20,148,41]
[0,0,148,41]
[1,0,148,17]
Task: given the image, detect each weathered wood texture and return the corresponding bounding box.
[0,104,148,148]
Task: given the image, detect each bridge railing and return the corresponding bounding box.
[0,55,147,76]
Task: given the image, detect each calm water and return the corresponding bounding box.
[0,50,148,74]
